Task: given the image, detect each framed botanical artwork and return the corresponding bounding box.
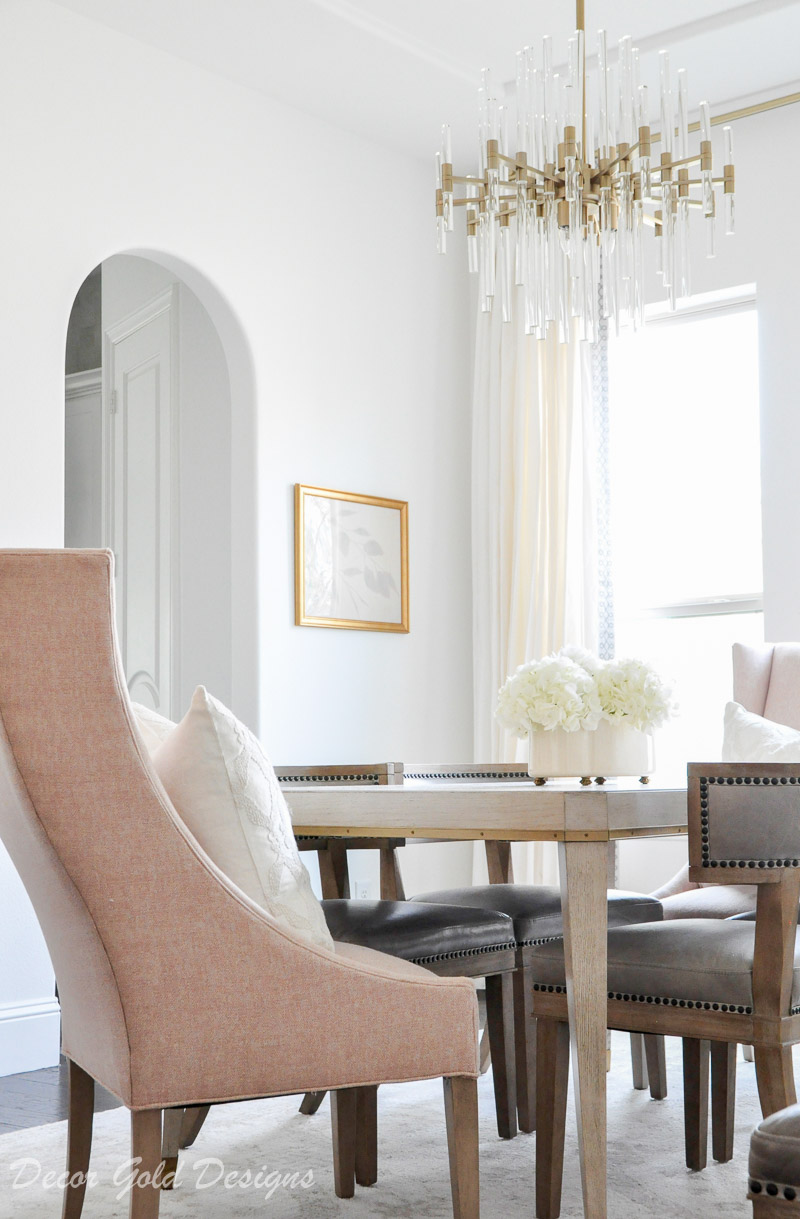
[294,484,409,632]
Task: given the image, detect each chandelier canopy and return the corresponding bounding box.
[435,0,736,341]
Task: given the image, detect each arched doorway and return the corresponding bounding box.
[64,252,258,726]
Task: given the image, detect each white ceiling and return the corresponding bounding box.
[53,0,800,162]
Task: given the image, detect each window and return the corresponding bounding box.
[608,291,763,778]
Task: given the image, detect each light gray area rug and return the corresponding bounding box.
[0,1033,764,1217]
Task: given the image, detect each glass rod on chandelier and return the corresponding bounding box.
[434,0,736,339]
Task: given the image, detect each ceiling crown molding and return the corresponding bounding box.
[308,0,476,83]
[616,0,800,57]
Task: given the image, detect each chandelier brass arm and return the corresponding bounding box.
[433,0,754,338]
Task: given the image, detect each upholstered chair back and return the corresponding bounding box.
[734,643,800,732]
[689,764,800,875]
[0,551,477,1111]
[687,761,800,1025]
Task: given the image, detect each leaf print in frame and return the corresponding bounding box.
[295,484,409,633]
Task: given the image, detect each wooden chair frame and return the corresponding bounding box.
[62,1060,478,1219]
[533,762,800,1219]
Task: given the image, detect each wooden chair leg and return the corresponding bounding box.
[683,1038,710,1171]
[535,1018,570,1219]
[443,1076,479,1219]
[754,1045,798,1117]
[355,1085,378,1187]
[630,1032,648,1090]
[379,845,405,900]
[513,967,536,1133]
[62,1059,94,1219]
[644,1034,668,1100]
[485,840,514,884]
[318,842,350,899]
[485,971,517,1139]
[299,1090,327,1115]
[710,1041,736,1162]
[179,1104,210,1149]
[331,1088,357,1199]
[129,1110,163,1219]
[159,1109,183,1191]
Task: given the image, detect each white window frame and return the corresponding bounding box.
[617,284,761,624]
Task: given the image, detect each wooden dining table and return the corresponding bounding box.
[284,763,688,1219]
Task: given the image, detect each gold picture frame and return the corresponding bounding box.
[294,484,409,633]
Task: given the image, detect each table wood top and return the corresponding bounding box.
[285,775,688,843]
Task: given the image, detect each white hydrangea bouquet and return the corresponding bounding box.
[496,646,675,784]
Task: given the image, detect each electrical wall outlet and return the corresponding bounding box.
[353,879,372,900]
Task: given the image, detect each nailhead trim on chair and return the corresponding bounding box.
[517,935,568,948]
[700,775,800,870]
[749,1178,800,1203]
[279,774,381,784]
[404,770,531,781]
[411,941,517,966]
[531,982,753,1014]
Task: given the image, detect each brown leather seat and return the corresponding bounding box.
[750,1104,800,1202]
[410,884,662,945]
[319,898,519,1140]
[527,919,800,1014]
[322,899,516,969]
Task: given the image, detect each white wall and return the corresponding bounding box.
[0,0,474,1074]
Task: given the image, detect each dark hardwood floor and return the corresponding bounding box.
[0,1058,121,1133]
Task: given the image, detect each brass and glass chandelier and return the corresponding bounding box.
[435,0,736,340]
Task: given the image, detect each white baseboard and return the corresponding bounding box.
[0,999,61,1077]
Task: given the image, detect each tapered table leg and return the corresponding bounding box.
[559,838,608,1219]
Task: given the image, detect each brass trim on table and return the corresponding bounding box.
[610,825,688,840]
[291,824,564,842]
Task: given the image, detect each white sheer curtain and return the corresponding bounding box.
[472,295,598,885]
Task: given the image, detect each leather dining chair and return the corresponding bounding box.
[293,793,664,1137]
[635,643,800,1079]
[749,1102,800,1213]
[408,881,665,1128]
[319,898,519,1139]
[269,777,520,1144]
[530,762,800,1219]
[0,550,481,1219]
[292,776,666,1134]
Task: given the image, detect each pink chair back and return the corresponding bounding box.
[0,550,337,1106]
[733,643,800,731]
[0,551,478,1111]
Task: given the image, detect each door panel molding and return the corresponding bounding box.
[104,284,180,717]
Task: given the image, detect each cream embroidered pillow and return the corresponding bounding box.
[722,701,800,762]
[152,686,333,951]
[131,702,177,756]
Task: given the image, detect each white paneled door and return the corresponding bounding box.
[64,369,103,548]
[106,286,177,716]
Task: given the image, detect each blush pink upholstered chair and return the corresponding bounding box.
[652,644,800,920]
[0,550,480,1219]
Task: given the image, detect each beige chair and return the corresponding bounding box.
[532,762,800,1219]
[0,549,480,1219]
